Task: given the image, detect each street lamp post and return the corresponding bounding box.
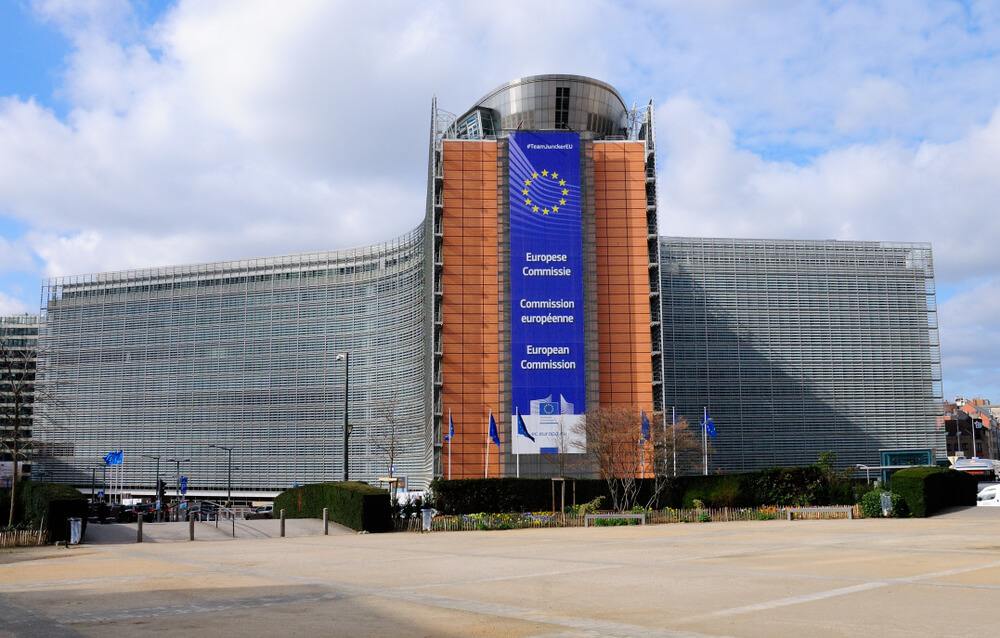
[208,444,232,503]
[335,352,351,482]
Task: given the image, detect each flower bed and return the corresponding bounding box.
[394,504,862,532]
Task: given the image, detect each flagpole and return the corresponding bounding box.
[515,408,520,478]
[672,406,677,477]
[448,409,452,481]
[703,407,708,476]
[485,409,490,479]
[661,409,667,476]
[640,417,645,477]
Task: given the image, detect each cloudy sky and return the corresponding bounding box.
[1,0,998,400]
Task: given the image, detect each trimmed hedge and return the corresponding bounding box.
[19,482,87,542]
[431,466,852,514]
[889,466,978,517]
[431,478,610,514]
[274,482,391,532]
[0,486,21,526]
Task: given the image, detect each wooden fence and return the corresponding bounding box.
[0,528,49,548]
[394,504,862,532]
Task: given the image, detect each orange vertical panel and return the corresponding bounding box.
[440,141,502,479]
[593,142,654,410]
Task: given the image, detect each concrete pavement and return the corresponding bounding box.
[2,507,1000,637]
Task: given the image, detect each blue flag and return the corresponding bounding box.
[445,412,454,441]
[104,450,124,466]
[641,410,650,442]
[517,410,535,442]
[702,413,717,438]
[489,412,500,449]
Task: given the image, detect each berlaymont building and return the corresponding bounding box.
[33,75,944,499]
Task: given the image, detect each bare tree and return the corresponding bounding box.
[1,333,35,527]
[373,400,404,484]
[572,406,649,511]
[573,406,705,511]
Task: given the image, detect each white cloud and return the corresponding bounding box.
[939,280,1000,400]
[836,77,911,135]
[0,291,30,315]
[656,96,1000,287]
[2,0,1000,397]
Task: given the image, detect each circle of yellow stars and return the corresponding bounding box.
[521,169,569,215]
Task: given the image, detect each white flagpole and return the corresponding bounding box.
[448,409,452,481]
[672,406,677,477]
[661,409,667,476]
[485,410,490,479]
[515,408,520,478]
[640,413,645,477]
[702,407,708,476]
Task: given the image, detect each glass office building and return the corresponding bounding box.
[660,238,944,472]
[31,75,946,496]
[1,314,40,486]
[35,231,429,496]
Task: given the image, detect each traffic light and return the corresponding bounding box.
[156,479,166,501]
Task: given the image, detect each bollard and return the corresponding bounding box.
[323,508,329,535]
[137,516,143,543]
[189,512,195,541]
[280,509,286,537]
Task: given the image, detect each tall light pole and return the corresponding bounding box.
[142,454,161,505]
[335,352,351,481]
[208,444,232,503]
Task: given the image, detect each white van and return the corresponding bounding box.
[976,484,1000,506]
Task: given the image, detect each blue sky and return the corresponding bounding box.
[1,0,999,401]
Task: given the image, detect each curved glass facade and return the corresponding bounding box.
[455,74,630,138]
[36,229,430,496]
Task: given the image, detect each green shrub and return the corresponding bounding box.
[19,482,87,542]
[274,482,391,532]
[860,490,907,518]
[889,467,978,517]
[707,476,743,508]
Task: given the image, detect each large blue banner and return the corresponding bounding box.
[509,132,585,454]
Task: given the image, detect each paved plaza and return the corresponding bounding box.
[2,508,1000,637]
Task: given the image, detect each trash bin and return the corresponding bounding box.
[880,492,893,517]
[420,508,432,532]
[68,517,83,545]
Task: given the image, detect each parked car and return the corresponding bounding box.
[129,503,157,523]
[976,484,1000,506]
[189,503,218,521]
[244,505,273,520]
